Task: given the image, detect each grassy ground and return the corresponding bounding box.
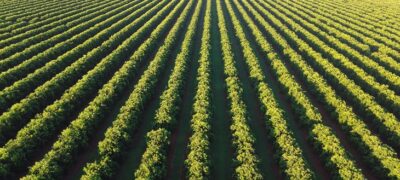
[208,0,234,178]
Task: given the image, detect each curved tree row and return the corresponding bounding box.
[234,0,364,178]
[0,0,82,25]
[282,0,400,76]
[224,0,316,178]
[3,0,80,22]
[0,0,148,90]
[0,0,51,17]
[308,0,400,43]
[0,0,98,39]
[0,0,103,43]
[0,0,86,34]
[0,0,168,145]
[0,2,183,175]
[308,0,400,42]
[280,2,400,75]
[19,1,186,179]
[0,0,157,113]
[0,21,12,29]
[0,0,69,21]
[279,0,400,71]
[297,0,400,55]
[249,0,400,178]
[80,0,193,179]
[267,0,400,94]
[20,2,88,23]
[0,0,125,63]
[134,0,201,178]
[256,0,400,148]
[266,0,400,118]
[0,0,181,178]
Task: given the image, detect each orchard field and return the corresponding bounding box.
[0,0,399,179]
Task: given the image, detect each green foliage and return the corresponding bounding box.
[0,0,122,69]
[224,0,315,178]
[0,0,157,142]
[19,1,172,179]
[249,0,400,178]
[0,0,399,179]
[134,0,202,178]
[0,0,180,178]
[216,0,262,179]
[82,0,196,179]
[185,0,212,179]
